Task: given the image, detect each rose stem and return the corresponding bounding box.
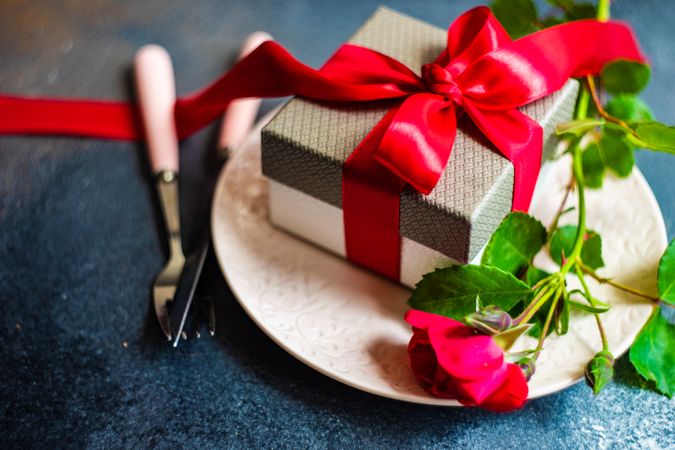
[558,54,592,276]
[575,264,609,351]
[579,263,673,308]
[559,142,587,276]
[586,76,631,130]
[598,0,611,22]
[547,176,574,238]
[532,287,562,359]
[514,282,559,325]
[531,0,615,359]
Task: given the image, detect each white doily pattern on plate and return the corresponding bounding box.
[211,115,667,405]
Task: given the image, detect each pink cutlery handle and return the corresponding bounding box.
[218,32,272,153]
[134,44,179,174]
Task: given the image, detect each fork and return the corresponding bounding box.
[134,44,183,340]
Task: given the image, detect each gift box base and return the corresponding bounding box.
[269,179,468,288]
[267,161,558,288]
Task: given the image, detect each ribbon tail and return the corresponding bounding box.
[458,19,645,110]
[175,41,420,138]
[463,102,542,212]
[0,95,142,140]
[343,107,405,280]
[0,41,420,142]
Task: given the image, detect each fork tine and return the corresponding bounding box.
[154,288,173,340]
[155,304,172,341]
[155,302,171,341]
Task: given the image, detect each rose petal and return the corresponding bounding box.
[408,341,457,398]
[429,365,458,398]
[478,364,529,412]
[453,363,508,404]
[410,328,430,346]
[429,326,505,381]
[408,342,438,387]
[404,309,464,331]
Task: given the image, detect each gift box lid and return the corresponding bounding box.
[261,7,578,263]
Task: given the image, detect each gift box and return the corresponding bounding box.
[261,7,579,288]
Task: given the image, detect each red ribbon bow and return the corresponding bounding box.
[0,7,645,280]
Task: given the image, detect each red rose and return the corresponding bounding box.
[404,309,528,412]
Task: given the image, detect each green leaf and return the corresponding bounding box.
[581,135,635,188]
[490,0,540,39]
[541,16,564,28]
[601,60,651,95]
[568,289,611,310]
[568,299,611,314]
[629,307,675,397]
[549,226,604,269]
[605,95,654,122]
[545,0,573,7]
[481,212,547,276]
[657,239,675,304]
[582,232,605,270]
[556,297,570,335]
[550,225,577,265]
[408,265,532,321]
[599,134,635,178]
[555,118,604,137]
[493,323,532,351]
[631,122,675,154]
[563,2,597,20]
[582,143,605,188]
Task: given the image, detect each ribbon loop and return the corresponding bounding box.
[375,93,458,195]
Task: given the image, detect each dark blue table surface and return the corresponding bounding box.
[1,1,673,448]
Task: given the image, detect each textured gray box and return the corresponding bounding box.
[262,7,578,263]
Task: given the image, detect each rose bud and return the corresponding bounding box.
[584,350,614,394]
[516,357,536,381]
[465,305,513,335]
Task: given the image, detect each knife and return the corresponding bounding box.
[169,32,272,346]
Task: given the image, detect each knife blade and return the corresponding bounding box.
[170,31,272,346]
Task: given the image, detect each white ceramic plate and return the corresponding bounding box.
[211,114,667,405]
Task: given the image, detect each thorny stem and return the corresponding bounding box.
[597,0,611,22]
[586,76,633,130]
[576,88,591,121]
[559,142,587,276]
[557,47,595,275]
[579,263,674,308]
[575,264,609,351]
[513,286,551,325]
[533,287,562,360]
[524,0,615,359]
[547,176,575,238]
[553,76,591,276]
[586,73,650,147]
[514,280,559,325]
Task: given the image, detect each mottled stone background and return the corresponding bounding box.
[0,0,673,448]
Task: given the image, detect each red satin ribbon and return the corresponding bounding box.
[0,7,645,280]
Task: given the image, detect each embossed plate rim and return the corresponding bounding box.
[211,112,667,406]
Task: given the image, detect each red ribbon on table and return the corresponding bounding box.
[0,7,645,281]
